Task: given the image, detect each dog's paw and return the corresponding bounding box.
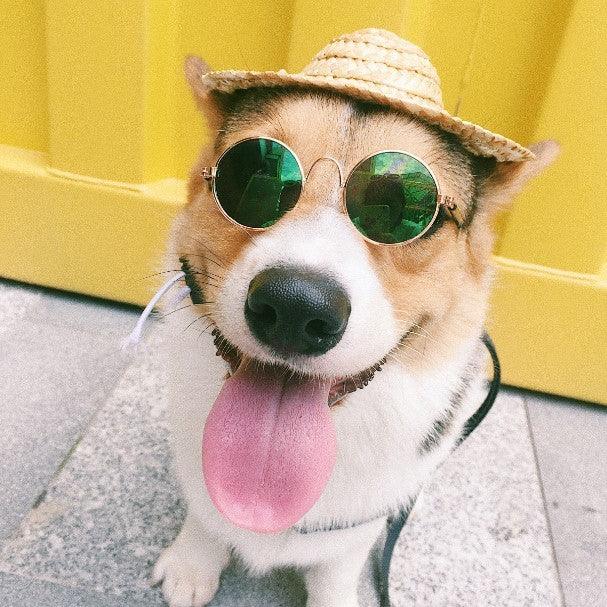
[152,543,224,607]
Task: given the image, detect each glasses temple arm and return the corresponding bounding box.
[438,194,464,227]
[201,167,217,180]
[202,163,464,228]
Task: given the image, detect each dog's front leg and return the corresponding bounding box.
[153,511,230,607]
[303,528,380,607]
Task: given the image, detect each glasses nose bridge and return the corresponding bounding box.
[305,156,345,189]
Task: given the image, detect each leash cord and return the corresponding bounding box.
[377,332,501,607]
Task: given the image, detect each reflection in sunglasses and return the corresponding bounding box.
[207,137,448,244]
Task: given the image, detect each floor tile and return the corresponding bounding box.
[0,276,142,338]
[0,319,132,541]
[0,336,561,606]
[525,393,607,607]
[0,334,182,603]
[525,394,607,511]
[0,571,158,607]
[390,390,562,607]
[29,284,141,337]
[0,280,43,336]
[549,503,607,607]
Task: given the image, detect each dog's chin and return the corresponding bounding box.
[210,328,387,408]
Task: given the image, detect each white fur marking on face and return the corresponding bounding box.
[214,207,400,378]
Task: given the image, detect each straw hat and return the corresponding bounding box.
[196,28,533,162]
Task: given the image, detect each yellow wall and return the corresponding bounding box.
[0,0,48,151]
[497,0,607,276]
[0,0,605,403]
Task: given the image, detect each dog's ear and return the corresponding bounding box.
[476,140,560,215]
[184,55,235,134]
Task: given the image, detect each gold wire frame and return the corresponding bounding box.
[201,136,463,245]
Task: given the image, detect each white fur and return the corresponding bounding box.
[153,213,487,605]
[213,206,400,379]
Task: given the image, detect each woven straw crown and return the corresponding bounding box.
[199,28,533,162]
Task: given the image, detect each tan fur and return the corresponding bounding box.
[479,140,560,212]
[178,72,557,377]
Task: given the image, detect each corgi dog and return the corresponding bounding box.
[151,39,557,607]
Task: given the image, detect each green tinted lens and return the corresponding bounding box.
[214,138,303,228]
[345,152,438,244]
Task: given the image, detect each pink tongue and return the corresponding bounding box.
[202,363,336,533]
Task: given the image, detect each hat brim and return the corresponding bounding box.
[199,69,534,163]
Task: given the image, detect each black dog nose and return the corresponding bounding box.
[245,267,351,356]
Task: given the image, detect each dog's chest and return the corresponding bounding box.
[162,320,482,546]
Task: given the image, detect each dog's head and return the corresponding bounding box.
[176,56,557,383]
[170,56,557,533]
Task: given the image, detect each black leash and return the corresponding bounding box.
[377,332,501,607]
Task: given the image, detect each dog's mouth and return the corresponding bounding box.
[202,328,388,535]
[211,328,386,407]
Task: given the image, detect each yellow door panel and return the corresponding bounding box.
[0,0,604,403]
[496,0,607,276]
[0,0,48,152]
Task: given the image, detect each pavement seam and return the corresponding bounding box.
[522,394,568,607]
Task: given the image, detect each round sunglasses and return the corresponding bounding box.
[201,137,464,246]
